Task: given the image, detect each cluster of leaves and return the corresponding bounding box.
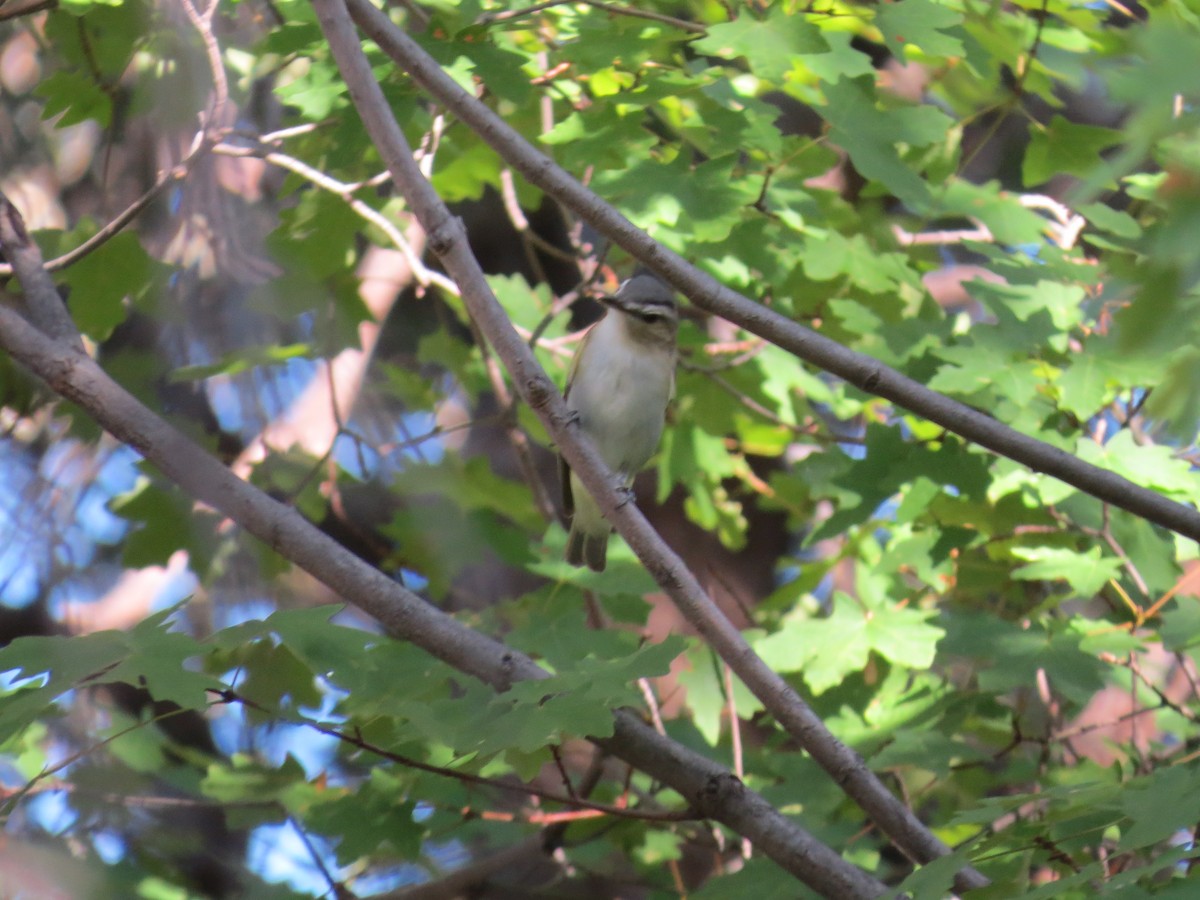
[4,0,1200,896]
[0,602,684,894]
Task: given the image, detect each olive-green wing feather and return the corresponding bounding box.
[559,328,588,522]
[559,454,574,521]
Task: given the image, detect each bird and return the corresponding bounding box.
[561,275,679,572]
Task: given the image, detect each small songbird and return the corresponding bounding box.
[561,275,679,571]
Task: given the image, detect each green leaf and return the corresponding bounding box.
[431,136,503,202]
[820,78,953,211]
[1143,347,1200,442]
[1161,601,1200,652]
[1011,545,1122,597]
[893,837,983,900]
[110,476,220,571]
[111,608,223,709]
[940,180,1056,245]
[800,231,914,295]
[693,12,828,83]
[1078,201,1141,240]
[1024,116,1123,187]
[1120,764,1200,850]
[36,69,112,126]
[1056,353,1112,419]
[32,224,158,342]
[754,589,944,695]
[266,188,361,281]
[308,772,421,864]
[876,0,966,60]
[0,604,220,741]
[201,753,308,805]
[810,425,990,538]
[1076,430,1200,498]
[594,153,758,243]
[675,645,761,746]
[231,642,323,722]
[939,614,1107,707]
[0,631,130,741]
[971,279,1088,334]
[60,233,152,340]
[275,57,349,120]
[491,598,688,750]
[488,273,552,330]
[930,342,1042,404]
[540,108,659,171]
[169,344,313,382]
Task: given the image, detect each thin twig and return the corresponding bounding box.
[417,112,445,180]
[892,193,1086,250]
[683,361,806,433]
[289,814,355,900]
[178,0,232,132]
[1100,652,1199,723]
[219,688,695,822]
[211,142,459,296]
[500,167,580,265]
[892,221,992,246]
[1097,505,1150,598]
[500,167,550,284]
[1013,0,1050,99]
[723,662,752,860]
[0,704,200,816]
[476,0,706,33]
[550,745,579,800]
[638,677,667,736]
[0,141,208,277]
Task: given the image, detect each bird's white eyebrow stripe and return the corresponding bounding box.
[626,296,675,308]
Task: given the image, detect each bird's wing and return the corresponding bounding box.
[559,325,591,521]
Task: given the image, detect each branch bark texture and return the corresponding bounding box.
[0,196,83,351]
[345,0,1200,547]
[315,0,986,892]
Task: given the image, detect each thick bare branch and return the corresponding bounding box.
[346,0,1200,547]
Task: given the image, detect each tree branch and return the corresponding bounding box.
[0,195,83,350]
[475,0,706,33]
[326,0,986,890]
[346,0,1200,547]
[221,689,695,823]
[211,141,458,296]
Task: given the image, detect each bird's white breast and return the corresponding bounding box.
[570,315,674,479]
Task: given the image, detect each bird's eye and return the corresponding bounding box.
[639,313,661,323]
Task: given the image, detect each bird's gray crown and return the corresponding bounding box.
[609,275,677,317]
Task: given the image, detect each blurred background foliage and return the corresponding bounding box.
[1,0,1200,895]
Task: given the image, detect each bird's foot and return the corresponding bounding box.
[614,483,636,509]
